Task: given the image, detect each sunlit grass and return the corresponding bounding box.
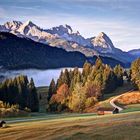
[1,111,140,140]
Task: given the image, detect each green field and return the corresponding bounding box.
[1,111,140,140]
[0,82,140,140]
[121,104,140,113]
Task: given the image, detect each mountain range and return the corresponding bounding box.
[0,20,139,69]
[0,32,124,69]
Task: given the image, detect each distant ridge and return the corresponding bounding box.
[0,32,125,69]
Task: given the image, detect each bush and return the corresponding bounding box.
[85,97,98,108]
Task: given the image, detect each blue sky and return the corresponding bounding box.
[0,0,140,51]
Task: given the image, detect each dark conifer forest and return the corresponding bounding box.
[0,75,39,112]
[0,32,125,70]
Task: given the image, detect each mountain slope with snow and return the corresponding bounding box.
[0,20,137,65]
[46,25,91,46]
[0,32,125,69]
[91,32,115,53]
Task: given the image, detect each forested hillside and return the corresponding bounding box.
[0,32,125,69]
[1,58,140,114]
[0,32,87,69]
[46,59,124,112]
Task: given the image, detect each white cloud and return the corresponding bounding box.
[0,7,5,18]
[0,6,139,51]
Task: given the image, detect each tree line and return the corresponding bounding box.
[131,58,140,90]
[1,58,139,113]
[0,75,39,112]
[47,58,124,112]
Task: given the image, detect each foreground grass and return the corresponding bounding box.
[1,112,140,140]
[121,104,140,113]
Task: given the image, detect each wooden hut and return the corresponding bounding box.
[0,121,6,128]
[97,107,119,115]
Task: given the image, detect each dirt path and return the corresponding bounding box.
[110,89,134,112]
[110,94,124,112]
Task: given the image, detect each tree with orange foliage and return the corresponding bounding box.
[49,84,69,112]
[131,58,140,90]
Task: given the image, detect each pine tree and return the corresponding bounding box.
[0,75,39,112]
[82,61,92,83]
[56,71,63,89]
[95,58,103,70]
[62,69,70,87]
[48,78,56,101]
[70,68,82,92]
[114,65,124,86]
[28,78,39,112]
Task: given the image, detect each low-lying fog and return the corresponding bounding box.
[0,68,82,87]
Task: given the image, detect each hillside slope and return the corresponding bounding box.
[0,32,125,69]
[0,32,87,69]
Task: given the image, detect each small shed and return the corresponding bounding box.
[97,107,119,115]
[113,108,119,114]
[0,121,6,128]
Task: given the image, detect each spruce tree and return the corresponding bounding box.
[28,78,39,112]
[114,65,124,86]
[48,78,56,101]
[56,71,63,89]
[62,69,70,87]
[0,75,39,112]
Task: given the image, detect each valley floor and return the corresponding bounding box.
[0,111,140,140]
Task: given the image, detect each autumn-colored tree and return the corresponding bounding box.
[85,82,101,99]
[48,57,125,112]
[56,71,63,89]
[70,67,82,92]
[114,65,124,86]
[131,58,140,90]
[82,61,92,83]
[54,83,69,104]
[49,83,69,112]
[69,83,86,112]
[95,58,104,70]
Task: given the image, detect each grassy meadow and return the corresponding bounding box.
[0,111,140,140]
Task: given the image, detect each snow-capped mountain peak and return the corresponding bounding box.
[0,20,137,64]
[65,24,73,34]
[46,24,73,36]
[0,20,23,32]
[0,20,57,42]
[23,20,37,28]
[4,21,23,30]
[17,20,42,35]
[91,32,115,53]
[46,24,91,46]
